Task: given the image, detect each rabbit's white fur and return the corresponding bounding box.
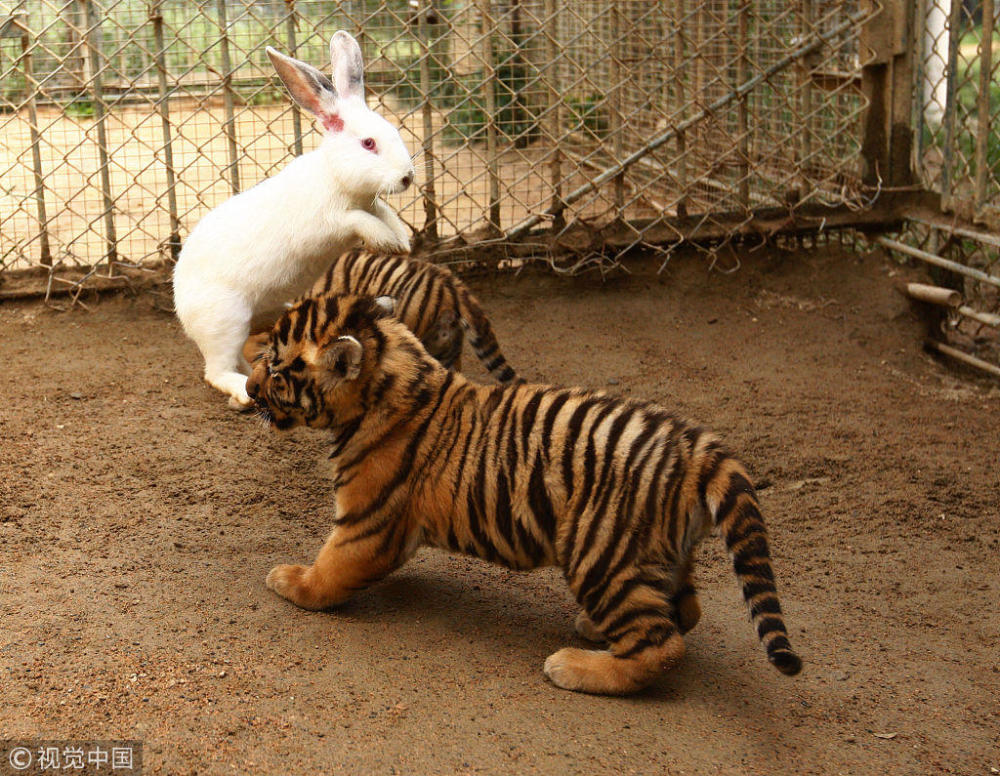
[173,31,414,409]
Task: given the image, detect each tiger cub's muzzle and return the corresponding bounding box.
[245,366,295,428]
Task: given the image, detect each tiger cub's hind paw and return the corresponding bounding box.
[544,634,686,695]
[674,591,702,634]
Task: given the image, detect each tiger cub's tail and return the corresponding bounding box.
[455,287,518,384]
[707,459,802,676]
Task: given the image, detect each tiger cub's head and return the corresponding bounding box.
[246,293,401,430]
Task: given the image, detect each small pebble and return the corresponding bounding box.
[607,378,620,385]
[70,392,83,400]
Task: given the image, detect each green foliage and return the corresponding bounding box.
[439,52,539,147]
[241,87,285,107]
[64,99,95,118]
[565,93,609,140]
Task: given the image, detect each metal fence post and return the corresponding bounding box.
[17,19,52,267]
[974,0,994,213]
[544,0,563,227]
[283,0,304,158]
[217,0,240,195]
[151,0,180,261]
[737,0,750,209]
[610,2,624,216]
[477,0,501,232]
[417,0,438,241]
[673,0,688,217]
[81,0,117,270]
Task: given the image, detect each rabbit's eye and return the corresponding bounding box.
[361,137,377,152]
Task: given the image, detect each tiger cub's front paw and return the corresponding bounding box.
[266,563,310,607]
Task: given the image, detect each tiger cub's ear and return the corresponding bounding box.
[372,296,396,319]
[321,335,363,380]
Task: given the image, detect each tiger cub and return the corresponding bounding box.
[309,249,517,383]
[246,293,802,695]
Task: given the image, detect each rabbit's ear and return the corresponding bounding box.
[266,46,344,132]
[330,31,365,102]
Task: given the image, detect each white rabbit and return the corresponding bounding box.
[173,31,414,409]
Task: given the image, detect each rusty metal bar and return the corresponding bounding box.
[216,0,239,195]
[81,0,117,269]
[20,21,51,267]
[925,339,1000,378]
[877,236,1000,288]
[975,0,994,212]
[903,281,961,307]
[544,0,563,225]
[417,0,438,240]
[737,0,750,209]
[151,0,180,261]
[478,0,501,231]
[610,1,624,214]
[957,305,1000,327]
[674,0,688,215]
[284,1,304,158]
[799,0,814,187]
[903,210,1000,249]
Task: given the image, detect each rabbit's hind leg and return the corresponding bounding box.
[191,310,255,410]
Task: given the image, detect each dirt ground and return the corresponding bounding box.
[1,246,998,775]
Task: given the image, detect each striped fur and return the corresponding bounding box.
[247,293,802,695]
[309,249,517,382]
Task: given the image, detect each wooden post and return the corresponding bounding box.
[217,0,240,195]
[941,0,963,209]
[544,0,563,226]
[737,0,750,209]
[151,0,180,261]
[610,2,624,216]
[859,0,915,190]
[888,0,915,188]
[20,22,52,267]
[417,0,438,241]
[859,0,890,188]
[674,0,688,217]
[478,0,501,232]
[80,0,117,269]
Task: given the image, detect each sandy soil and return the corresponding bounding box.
[1,246,998,775]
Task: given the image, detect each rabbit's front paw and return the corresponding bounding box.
[349,209,409,255]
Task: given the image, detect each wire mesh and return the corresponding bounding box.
[916,0,1000,226]
[909,0,999,371]
[1,0,872,281]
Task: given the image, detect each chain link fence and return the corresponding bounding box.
[916,0,999,225]
[0,0,876,288]
[900,0,1000,373]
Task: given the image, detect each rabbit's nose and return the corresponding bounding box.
[400,174,412,190]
